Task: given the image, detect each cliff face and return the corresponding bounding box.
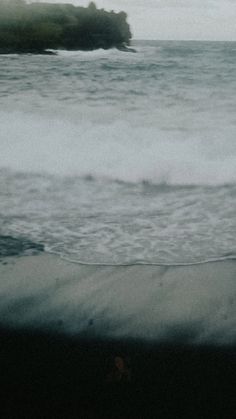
[0,1,132,53]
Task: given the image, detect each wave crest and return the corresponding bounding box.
[1,110,236,186]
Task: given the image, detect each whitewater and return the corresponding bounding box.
[1,41,236,264]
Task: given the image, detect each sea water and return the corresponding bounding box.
[1,41,236,265]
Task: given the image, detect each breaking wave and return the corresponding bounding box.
[1,110,236,186]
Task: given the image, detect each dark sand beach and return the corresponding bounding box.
[0,253,235,418]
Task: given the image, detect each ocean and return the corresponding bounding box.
[1,40,236,265]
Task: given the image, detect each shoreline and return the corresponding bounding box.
[0,45,136,56]
[0,252,235,344]
[0,252,235,417]
[51,250,236,267]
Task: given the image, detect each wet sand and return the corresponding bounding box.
[0,253,235,344]
[0,253,235,418]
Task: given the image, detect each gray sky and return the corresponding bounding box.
[35,1,236,40]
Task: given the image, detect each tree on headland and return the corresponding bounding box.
[0,1,132,54]
[88,2,97,12]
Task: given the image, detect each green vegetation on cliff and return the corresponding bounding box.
[0,0,132,53]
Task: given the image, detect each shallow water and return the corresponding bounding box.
[1,41,236,264]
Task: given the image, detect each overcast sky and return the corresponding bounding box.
[36,1,236,40]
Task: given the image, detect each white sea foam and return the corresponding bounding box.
[1,109,236,186]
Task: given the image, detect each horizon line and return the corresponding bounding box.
[132,38,236,43]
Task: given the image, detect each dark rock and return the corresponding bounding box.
[117,45,137,53]
[0,235,44,257]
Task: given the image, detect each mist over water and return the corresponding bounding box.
[1,41,236,264]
